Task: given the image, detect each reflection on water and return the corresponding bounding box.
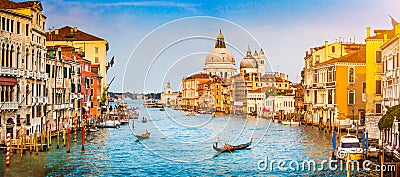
[0,100,346,176]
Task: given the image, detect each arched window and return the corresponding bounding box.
[25,48,29,70]
[348,89,355,105]
[10,45,13,68]
[332,46,335,53]
[348,68,355,83]
[16,46,20,68]
[1,44,4,66]
[5,44,9,67]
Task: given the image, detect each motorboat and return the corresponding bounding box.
[336,134,363,160]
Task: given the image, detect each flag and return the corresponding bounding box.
[390,15,399,27]
[110,56,115,67]
[262,107,269,113]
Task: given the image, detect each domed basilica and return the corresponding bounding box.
[203,30,266,81]
[203,30,237,81]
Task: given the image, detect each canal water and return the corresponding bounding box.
[0,100,368,176]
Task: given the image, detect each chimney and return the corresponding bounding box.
[366,27,371,38]
[310,48,313,54]
[384,34,388,43]
[325,41,328,61]
[306,51,309,56]
[74,27,78,33]
[396,24,400,35]
[55,29,59,35]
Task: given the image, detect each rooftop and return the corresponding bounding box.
[317,48,366,66]
[47,26,105,41]
[0,0,42,10]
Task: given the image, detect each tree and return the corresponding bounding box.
[100,87,107,107]
[378,105,400,130]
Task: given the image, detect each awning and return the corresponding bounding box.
[0,77,17,86]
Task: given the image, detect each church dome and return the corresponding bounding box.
[205,48,235,64]
[240,46,258,68]
[240,58,258,68]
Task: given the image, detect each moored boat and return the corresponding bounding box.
[89,126,99,132]
[335,134,363,161]
[97,120,121,128]
[281,119,300,126]
[120,119,129,125]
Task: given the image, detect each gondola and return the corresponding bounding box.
[135,133,150,142]
[142,117,147,123]
[213,139,252,153]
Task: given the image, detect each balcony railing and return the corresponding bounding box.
[1,102,18,110]
[56,77,63,82]
[27,70,34,78]
[19,69,24,77]
[44,73,49,80]
[0,67,10,75]
[32,97,37,104]
[37,97,44,103]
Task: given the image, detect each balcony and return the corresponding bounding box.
[27,70,34,78]
[19,69,24,77]
[56,77,63,82]
[0,67,10,75]
[11,68,18,76]
[37,97,44,103]
[44,73,49,80]
[32,97,37,105]
[1,102,18,110]
[43,97,48,103]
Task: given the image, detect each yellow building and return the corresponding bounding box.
[303,41,365,127]
[180,73,231,112]
[365,26,396,139]
[181,73,211,110]
[46,26,109,92]
[274,72,291,95]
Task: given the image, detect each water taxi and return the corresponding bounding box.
[336,134,363,161]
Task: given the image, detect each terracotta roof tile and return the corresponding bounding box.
[184,73,211,80]
[47,26,105,41]
[367,29,395,40]
[0,0,41,10]
[317,48,366,66]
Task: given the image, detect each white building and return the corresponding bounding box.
[203,30,237,81]
[247,88,266,114]
[265,96,295,118]
[381,28,400,109]
[161,82,179,107]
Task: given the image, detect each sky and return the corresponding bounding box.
[28,0,400,93]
